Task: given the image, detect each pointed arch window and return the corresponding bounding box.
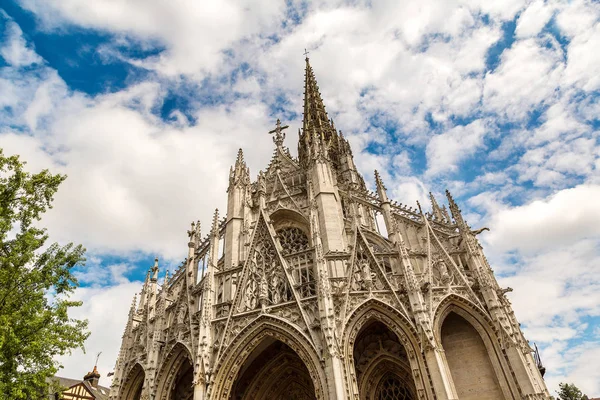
[276,227,315,298]
[376,374,413,400]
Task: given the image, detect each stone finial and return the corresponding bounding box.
[188,220,201,245]
[445,189,467,230]
[151,257,159,282]
[229,149,250,190]
[374,170,389,203]
[429,192,444,222]
[128,294,137,317]
[211,208,220,237]
[268,119,289,147]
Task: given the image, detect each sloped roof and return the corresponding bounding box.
[48,376,110,400]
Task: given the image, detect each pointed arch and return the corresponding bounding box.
[154,341,194,400]
[343,299,433,400]
[119,362,145,400]
[211,314,326,399]
[270,208,311,239]
[361,230,394,252]
[432,293,493,341]
[433,294,519,400]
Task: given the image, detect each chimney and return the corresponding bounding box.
[83,365,101,388]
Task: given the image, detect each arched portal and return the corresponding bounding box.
[231,337,316,399]
[120,363,145,400]
[441,312,503,400]
[155,343,194,400]
[354,321,416,400]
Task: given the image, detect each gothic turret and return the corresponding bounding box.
[225,149,249,270]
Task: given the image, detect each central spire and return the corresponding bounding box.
[302,57,332,135]
[299,57,339,166]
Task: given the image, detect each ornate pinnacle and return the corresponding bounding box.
[429,192,444,222]
[236,148,244,165]
[229,149,249,190]
[188,220,201,242]
[129,294,137,316]
[164,269,170,285]
[445,190,467,231]
[374,170,389,203]
[211,208,220,236]
[268,119,289,147]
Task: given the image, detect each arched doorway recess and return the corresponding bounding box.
[120,363,145,400]
[155,343,194,400]
[354,320,416,400]
[231,337,316,400]
[441,312,503,400]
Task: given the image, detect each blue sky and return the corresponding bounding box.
[0,0,599,395]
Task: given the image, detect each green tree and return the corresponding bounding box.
[556,382,589,400]
[0,150,89,399]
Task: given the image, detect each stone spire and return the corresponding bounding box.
[429,192,444,222]
[211,208,220,237]
[228,148,250,191]
[374,170,389,203]
[138,270,151,311]
[299,57,338,165]
[446,190,468,232]
[302,57,332,136]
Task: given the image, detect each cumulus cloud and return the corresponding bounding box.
[426,119,488,176]
[2,78,276,259]
[484,38,564,120]
[19,0,284,77]
[485,184,600,254]
[0,14,42,67]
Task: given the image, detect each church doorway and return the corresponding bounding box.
[121,363,144,400]
[231,337,316,400]
[353,320,416,400]
[441,312,503,400]
[169,356,194,400]
[155,343,195,400]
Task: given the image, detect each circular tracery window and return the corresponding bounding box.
[376,375,413,400]
[277,227,310,255]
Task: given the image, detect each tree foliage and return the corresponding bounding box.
[556,382,589,400]
[0,150,89,399]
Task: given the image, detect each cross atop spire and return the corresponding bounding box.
[268,119,289,147]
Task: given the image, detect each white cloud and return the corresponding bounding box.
[515,0,555,39]
[0,16,43,67]
[484,38,564,120]
[563,22,600,92]
[19,0,284,77]
[55,280,141,386]
[485,184,600,253]
[425,119,488,176]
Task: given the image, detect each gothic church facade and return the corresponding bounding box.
[109,59,550,400]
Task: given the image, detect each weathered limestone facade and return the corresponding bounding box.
[109,59,550,400]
